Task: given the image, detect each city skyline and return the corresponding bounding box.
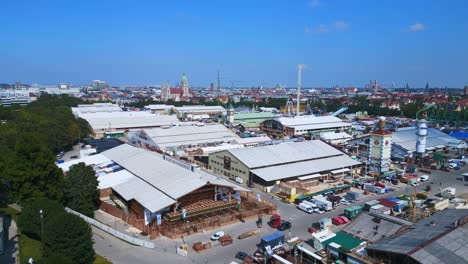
[1,0,467,87]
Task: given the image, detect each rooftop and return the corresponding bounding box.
[393,127,462,152]
[59,144,248,213]
[226,140,346,169]
[142,124,239,149]
[78,111,180,130]
[367,209,468,263]
[322,231,365,251]
[278,116,352,130]
[343,212,410,243]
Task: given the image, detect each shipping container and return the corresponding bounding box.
[364,200,379,211]
[344,205,363,219]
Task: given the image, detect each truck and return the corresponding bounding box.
[298,202,314,214]
[364,183,385,194]
[463,173,468,185]
[345,191,360,201]
[312,197,333,211]
[441,187,456,198]
[260,232,285,249]
[269,214,281,228]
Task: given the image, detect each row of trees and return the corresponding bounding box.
[1,95,99,264]
[0,95,91,203]
[18,198,95,264]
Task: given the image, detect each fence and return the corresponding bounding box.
[65,207,155,249]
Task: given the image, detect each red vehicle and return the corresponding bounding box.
[269,214,281,228]
[340,216,350,224]
[332,216,345,225]
[375,182,386,188]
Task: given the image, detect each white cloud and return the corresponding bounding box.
[407,23,425,32]
[308,0,320,8]
[334,21,349,30]
[314,24,329,33]
[307,21,349,34]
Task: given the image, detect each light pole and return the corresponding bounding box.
[39,209,44,241]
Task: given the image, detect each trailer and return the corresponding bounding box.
[345,191,360,201]
[312,197,332,211]
[260,232,285,249]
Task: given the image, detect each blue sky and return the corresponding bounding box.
[1,0,467,88]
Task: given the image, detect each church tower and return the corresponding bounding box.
[161,82,170,102]
[181,73,190,97]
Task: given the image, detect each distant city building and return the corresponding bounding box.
[160,73,192,102]
[92,80,108,90]
[0,90,32,106]
[465,86,468,96]
[369,80,380,92]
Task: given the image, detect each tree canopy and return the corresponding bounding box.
[0,95,91,204]
[18,198,64,240]
[42,212,95,264]
[63,163,99,217]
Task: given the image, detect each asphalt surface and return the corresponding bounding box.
[0,215,18,264]
[93,167,468,264]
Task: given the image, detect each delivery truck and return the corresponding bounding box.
[312,197,333,211]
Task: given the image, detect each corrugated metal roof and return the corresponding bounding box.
[102,144,207,199]
[79,112,179,130]
[251,155,361,181]
[393,128,461,152]
[58,154,111,172]
[112,176,176,212]
[143,124,239,149]
[97,170,134,189]
[234,112,278,119]
[174,105,226,113]
[227,140,345,169]
[279,116,350,127]
[367,209,468,256]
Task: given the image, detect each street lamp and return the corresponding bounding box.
[39,209,44,240]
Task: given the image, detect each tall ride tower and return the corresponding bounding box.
[296,64,304,116]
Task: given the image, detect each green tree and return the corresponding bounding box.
[38,254,74,264]
[42,212,95,264]
[18,198,64,239]
[63,163,99,217]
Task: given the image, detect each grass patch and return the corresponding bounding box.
[94,254,112,264]
[19,234,42,264]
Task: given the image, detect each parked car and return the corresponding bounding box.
[235,251,249,261]
[420,175,429,182]
[70,155,79,159]
[211,231,225,240]
[278,221,291,231]
[316,209,325,214]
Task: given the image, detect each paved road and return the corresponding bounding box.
[93,167,468,264]
[0,215,18,264]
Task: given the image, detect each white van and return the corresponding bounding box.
[298,202,314,214]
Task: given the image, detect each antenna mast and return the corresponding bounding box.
[296,64,304,116]
[217,70,221,98]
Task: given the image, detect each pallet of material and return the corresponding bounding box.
[238,230,260,240]
[219,235,233,246]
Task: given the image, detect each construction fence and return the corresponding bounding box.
[65,207,155,249]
